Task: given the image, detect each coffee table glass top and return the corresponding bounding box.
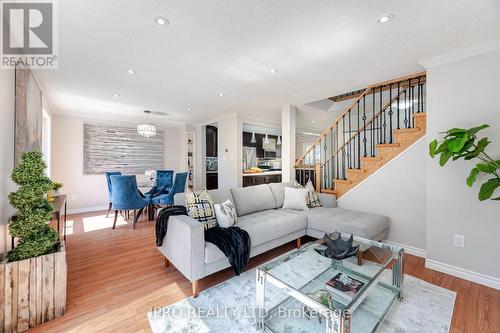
[256,234,404,333]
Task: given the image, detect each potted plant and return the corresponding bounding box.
[2,151,67,331]
[429,124,500,201]
[52,181,63,197]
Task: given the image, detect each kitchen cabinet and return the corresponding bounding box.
[206,173,218,190]
[206,125,218,157]
[242,174,282,187]
[242,132,282,158]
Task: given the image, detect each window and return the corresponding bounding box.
[42,109,51,177]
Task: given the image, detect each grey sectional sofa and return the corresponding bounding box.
[157,182,389,297]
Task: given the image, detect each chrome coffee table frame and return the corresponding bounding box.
[255,234,404,333]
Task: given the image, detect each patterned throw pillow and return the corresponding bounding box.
[185,189,217,230]
[214,199,237,228]
[294,180,322,208]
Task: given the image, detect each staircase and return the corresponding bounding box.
[295,72,427,198]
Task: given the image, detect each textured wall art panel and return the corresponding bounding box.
[83,123,164,174]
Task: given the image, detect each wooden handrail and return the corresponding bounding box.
[320,85,410,167]
[295,72,426,166]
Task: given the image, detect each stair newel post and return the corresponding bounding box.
[389,83,393,143]
[315,163,321,192]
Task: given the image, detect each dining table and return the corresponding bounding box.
[138,184,156,221]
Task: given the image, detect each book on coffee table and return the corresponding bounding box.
[325,272,365,301]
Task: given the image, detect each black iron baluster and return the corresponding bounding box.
[341,116,345,178]
[357,101,361,169]
[335,127,339,180]
[380,85,383,144]
[397,82,400,130]
[403,80,408,128]
[348,109,352,170]
[417,77,421,113]
[388,84,393,143]
[372,91,375,156]
[363,95,367,157]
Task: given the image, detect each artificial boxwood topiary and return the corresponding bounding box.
[8,151,59,261]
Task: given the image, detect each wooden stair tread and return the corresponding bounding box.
[376,143,400,148]
[321,189,337,195]
[395,127,421,134]
[334,179,352,185]
[347,168,366,174]
[361,156,382,161]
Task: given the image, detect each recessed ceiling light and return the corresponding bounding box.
[113,93,120,98]
[153,16,169,26]
[219,93,224,97]
[127,69,136,74]
[187,107,192,111]
[269,69,277,74]
[377,14,394,24]
[311,120,315,124]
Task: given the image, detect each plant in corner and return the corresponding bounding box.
[8,151,59,261]
[429,124,500,201]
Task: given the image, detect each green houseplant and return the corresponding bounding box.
[8,151,59,261]
[429,124,500,201]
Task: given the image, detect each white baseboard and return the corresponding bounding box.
[425,259,500,290]
[383,240,427,258]
[67,205,108,215]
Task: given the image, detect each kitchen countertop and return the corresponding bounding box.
[242,170,282,176]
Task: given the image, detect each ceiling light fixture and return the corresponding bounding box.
[311,120,315,124]
[269,69,277,74]
[127,69,136,74]
[153,16,169,26]
[219,93,224,97]
[137,110,157,138]
[113,93,120,98]
[264,133,269,144]
[187,107,192,111]
[277,135,281,145]
[251,132,256,143]
[377,13,394,24]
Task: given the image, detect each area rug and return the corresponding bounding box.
[148,250,456,333]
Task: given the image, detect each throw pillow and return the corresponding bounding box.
[185,189,217,230]
[214,199,237,228]
[293,180,322,208]
[282,187,309,211]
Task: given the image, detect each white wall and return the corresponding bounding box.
[0,69,16,256]
[217,114,242,189]
[51,114,184,212]
[338,139,427,255]
[426,49,500,282]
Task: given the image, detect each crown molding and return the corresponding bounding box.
[418,39,500,69]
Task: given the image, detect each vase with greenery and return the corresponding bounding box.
[429,124,500,201]
[8,151,59,261]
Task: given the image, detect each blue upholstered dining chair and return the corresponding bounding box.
[145,170,174,198]
[105,171,121,217]
[153,172,188,206]
[110,175,152,229]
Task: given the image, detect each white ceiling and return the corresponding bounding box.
[34,0,500,127]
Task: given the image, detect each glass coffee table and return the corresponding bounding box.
[255,234,404,333]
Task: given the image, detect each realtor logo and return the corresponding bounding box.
[1,0,58,69]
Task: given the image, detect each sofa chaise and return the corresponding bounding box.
[157,182,389,297]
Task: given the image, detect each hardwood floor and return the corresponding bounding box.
[29,211,499,333]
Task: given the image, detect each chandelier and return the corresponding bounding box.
[137,110,156,138]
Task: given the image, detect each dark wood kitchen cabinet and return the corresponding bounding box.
[206,173,218,190]
[242,174,282,187]
[206,125,218,157]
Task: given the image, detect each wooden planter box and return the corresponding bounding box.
[0,242,66,333]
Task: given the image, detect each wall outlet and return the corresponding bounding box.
[453,234,465,248]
